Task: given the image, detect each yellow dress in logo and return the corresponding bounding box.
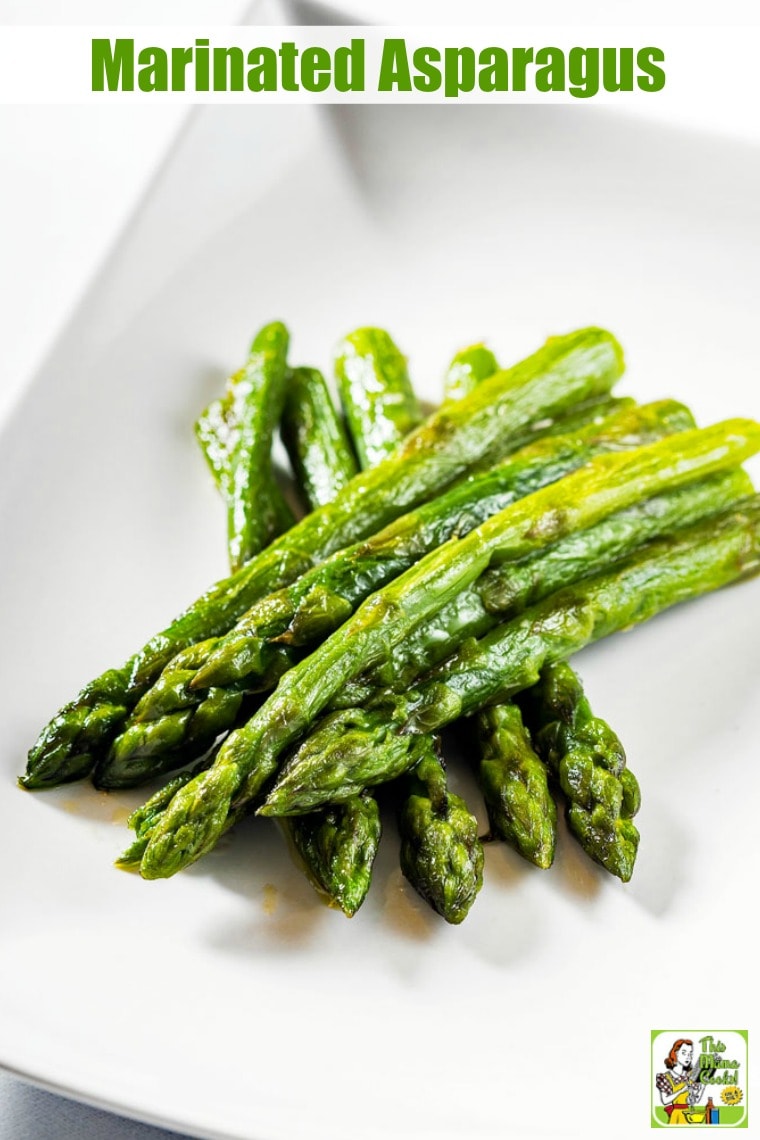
[655,1072,697,1124]
[666,1079,691,1125]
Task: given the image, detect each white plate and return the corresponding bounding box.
[1,96,759,1140]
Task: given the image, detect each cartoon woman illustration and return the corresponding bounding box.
[656,1039,705,1124]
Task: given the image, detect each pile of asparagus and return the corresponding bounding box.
[20,323,760,923]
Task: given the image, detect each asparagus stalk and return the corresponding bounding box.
[397,739,484,924]
[334,328,423,467]
[260,494,760,816]
[23,326,623,790]
[443,342,499,403]
[284,794,382,917]
[136,422,760,877]
[195,346,295,544]
[114,466,751,848]
[177,399,693,691]
[280,366,358,512]
[195,322,294,571]
[472,703,557,869]
[280,354,389,912]
[196,400,680,683]
[519,662,641,881]
[95,399,681,790]
[368,467,753,691]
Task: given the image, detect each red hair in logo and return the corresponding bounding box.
[664,1039,694,1071]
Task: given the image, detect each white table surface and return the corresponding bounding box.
[1,3,759,1137]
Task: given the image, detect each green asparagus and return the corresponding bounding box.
[472,703,557,869]
[334,328,423,467]
[520,662,641,881]
[280,366,358,511]
[223,322,292,572]
[397,740,484,924]
[281,352,388,914]
[444,342,499,402]
[185,400,692,688]
[23,326,623,790]
[368,467,752,692]
[195,350,295,542]
[284,794,382,916]
[261,494,760,816]
[137,422,760,877]
[95,399,676,789]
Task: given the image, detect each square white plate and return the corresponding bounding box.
[1,96,759,1139]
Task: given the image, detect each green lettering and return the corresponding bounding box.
[137,46,167,93]
[511,47,534,92]
[378,38,411,92]
[301,46,331,92]
[637,46,666,92]
[412,46,441,92]
[534,46,565,92]
[247,47,278,92]
[334,39,365,92]
[568,47,599,99]
[213,47,244,91]
[195,39,209,92]
[170,47,193,91]
[603,47,633,92]
[91,38,134,92]
[478,46,509,92]
[279,42,299,91]
[443,46,475,98]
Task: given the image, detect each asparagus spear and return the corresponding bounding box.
[195,321,294,571]
[472,703,557,869]
[397,740,484,924]
[136,422,760,877]
[112,467,753,832]
[443,342,499,403]
[334,328,423,467]
[368,467,753,691]
[520,662,641,881]
[280,367,358,512]
[280,357,384,912]
[23,326,623,790]
[195,344,295,544]
[179,400,693,690]
[98,400,694,789]
[284,794,382,917]
[261,494,760,816]
[225,321,292,571]
[104,637,294,786]
[95,399,678,790]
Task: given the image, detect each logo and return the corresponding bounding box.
[651,1031,748,1127]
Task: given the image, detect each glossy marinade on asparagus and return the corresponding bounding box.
[135,421,760,878]
[397,738,484,925]
[334,327,424,467]
[472,703,557,870]
[96,399,693,790]
[519,661,641,882]
[280,340,401,914]
[193,400,689,682]
[367,467,752,692]
[195,322,296,546]
[22,326,623,791]
[443,342,499,403]
[260,494,760,818]
[196,321,294,571]
[280,366,358,512]
[285,794,382,917]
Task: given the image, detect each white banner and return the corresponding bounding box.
[0,25,756,109]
